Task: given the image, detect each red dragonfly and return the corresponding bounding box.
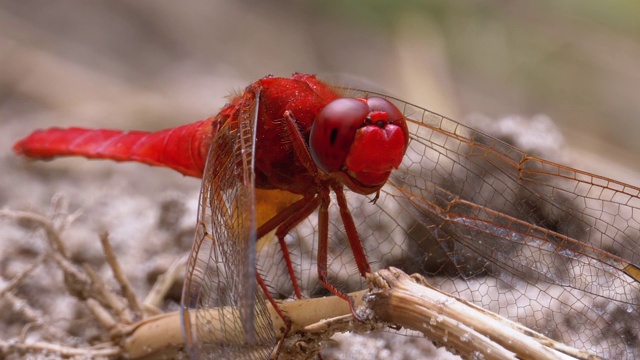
[14,73,640,359]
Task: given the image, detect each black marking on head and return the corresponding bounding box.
[330,128,338,145]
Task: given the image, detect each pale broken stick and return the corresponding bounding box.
[366,268,600,360]
[120,290,373,359]
[120,267,598,360]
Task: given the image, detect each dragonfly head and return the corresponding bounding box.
[310,96,409,195]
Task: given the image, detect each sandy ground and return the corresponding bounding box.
[1,2,640,360]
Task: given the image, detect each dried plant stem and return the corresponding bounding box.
[121,268,599,360]
[143,254,187,310]
[366,268,598,360]
[0,253,46,296]
[99,231,144,317]
[0,210,67,255]
[1,209,134,358]
[0,340,120,358]
[121,290,370,359]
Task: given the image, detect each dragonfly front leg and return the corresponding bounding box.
[316,186,364,321]
[332,184,371,277]
[281,109,368,322]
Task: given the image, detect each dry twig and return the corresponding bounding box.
[143,254,187,310]
[99,231,144,317]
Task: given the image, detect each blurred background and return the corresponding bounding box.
[1,1,639,359]
[1,0,639,173]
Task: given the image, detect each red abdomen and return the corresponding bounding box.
[14,119,216,178]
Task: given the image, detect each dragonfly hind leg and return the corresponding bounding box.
[257,194,321,299]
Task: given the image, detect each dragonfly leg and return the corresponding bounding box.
[256,269,290,359]
[317,186,365,322]
[257,194,322,299]
[282,110,320,185]
[332,184,371,277]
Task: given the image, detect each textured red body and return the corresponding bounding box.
[13,74,346,195]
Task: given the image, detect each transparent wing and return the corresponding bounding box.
[262,89,640,359]
[181,88,276,359]
[376,93,640,358]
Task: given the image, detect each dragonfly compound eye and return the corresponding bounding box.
[310,98,370,173]
[310,96,409,189]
